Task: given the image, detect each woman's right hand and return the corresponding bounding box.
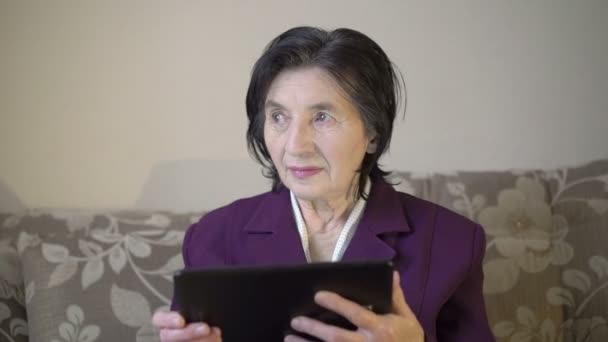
[152,310,222,342]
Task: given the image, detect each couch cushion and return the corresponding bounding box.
[416,160,608,341]
[0,214,29,342]
[544,160,608,341]
[13,210,202,342]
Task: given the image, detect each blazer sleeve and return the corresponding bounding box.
[170,208,232,310]
[182,208,233,269]
[434,224,495,342]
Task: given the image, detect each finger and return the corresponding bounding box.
[392,271,413,317]
[210,327,222,341]
[159,323,211,341]
[192,327,222,342]
[314,291,377,329]
[290,316,359,342]
[153,310,185,329]
[168,326,221,342]
[284,334,312,342]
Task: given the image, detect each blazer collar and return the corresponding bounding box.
[241,177,411,263]
[243,177,411,235]
[357,177,411,234]
[242,184,292,233]
[340,177,410,261]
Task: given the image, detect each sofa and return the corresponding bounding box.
[1,159,607,342]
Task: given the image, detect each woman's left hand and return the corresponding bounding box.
[285,271,424,342]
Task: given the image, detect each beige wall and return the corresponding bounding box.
[1,0,607,210]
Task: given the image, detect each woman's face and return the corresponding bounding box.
[263,67,372,202]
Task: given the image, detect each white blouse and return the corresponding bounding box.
[290,178,371,262]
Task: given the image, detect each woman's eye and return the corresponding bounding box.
[271,112,285,123]
[315,112,331,122]
[269,111,290,129]
[313,112,337,129]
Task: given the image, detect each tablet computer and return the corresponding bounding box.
[173,260,393,342]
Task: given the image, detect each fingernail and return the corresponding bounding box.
[195,324,209,335]
[316,292,334,304]
[172,317,183,327]
[291,317,302,328]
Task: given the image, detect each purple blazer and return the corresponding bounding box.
[174,178,495,341]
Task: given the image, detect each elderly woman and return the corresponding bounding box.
[152,26,494,342]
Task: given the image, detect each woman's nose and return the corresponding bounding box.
[285,119,314,157]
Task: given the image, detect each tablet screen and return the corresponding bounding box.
[173,260,393,342]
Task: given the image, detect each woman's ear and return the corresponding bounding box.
[366,133,378,154]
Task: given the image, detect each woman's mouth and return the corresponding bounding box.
[288,167,322,179]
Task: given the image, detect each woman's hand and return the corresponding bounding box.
[152,310,222,342]
[285,271,424,342]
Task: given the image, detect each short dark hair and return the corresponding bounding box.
[246,26,405,199]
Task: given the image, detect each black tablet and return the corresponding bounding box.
[173,260,393,342]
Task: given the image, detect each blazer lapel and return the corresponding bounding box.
[344,178,433,316]
[241,187,308,265]
[342,178,411,261]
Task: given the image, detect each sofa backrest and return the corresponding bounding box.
[1,159,607,341]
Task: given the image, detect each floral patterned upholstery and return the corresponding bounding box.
[388,160,608,341]
[1,159,607,342]
[0,211,199,342]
